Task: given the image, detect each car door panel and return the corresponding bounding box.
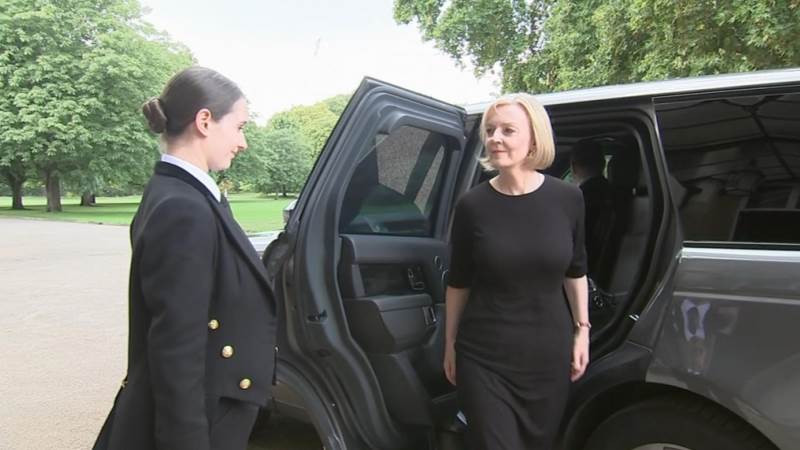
[276,77,469,448]
[344,293,434,353]
[339,234,451,426]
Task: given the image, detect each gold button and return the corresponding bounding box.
[208,319,219,330]
[221,345,234,358]
[239,378,251,390]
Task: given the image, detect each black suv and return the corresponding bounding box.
[261,68,800,450]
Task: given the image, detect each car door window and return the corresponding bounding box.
[657,92,800,245]
[339,125,448,236]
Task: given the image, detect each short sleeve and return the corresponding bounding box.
[447,198,474,288]
[566,188,588,278]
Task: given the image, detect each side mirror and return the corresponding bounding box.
[283,199,297,226]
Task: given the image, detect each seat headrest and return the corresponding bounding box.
[608,151,641,190]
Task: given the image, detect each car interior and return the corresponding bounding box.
[544,124,655,335]
[657,92,800,246]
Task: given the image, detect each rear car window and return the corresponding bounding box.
[657,92,800,245]
[339,125,448,236]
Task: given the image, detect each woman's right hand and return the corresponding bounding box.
[444,342,457,386]
[443,286,469,387]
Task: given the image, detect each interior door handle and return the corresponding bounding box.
[407,267,426,291]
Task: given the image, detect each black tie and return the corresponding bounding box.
[219,196,233,217]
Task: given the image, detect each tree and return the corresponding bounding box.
[238,94,351,196]
[221,123,272,191]
[0,159,28,210]
[255,129,313,197]
[267,94,350,159]
[323,94,350,116]
[70,19,192,205]
[0,0,87,211]
[222,124,313,197]
[223,94,352,195]
[394,0,800,93]
[0,0,192,211]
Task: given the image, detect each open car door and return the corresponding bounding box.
[269,78,475,449]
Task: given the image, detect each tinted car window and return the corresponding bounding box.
[658,92,800,245]
[339,125,447,236]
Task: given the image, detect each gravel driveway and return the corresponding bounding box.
[0,218,320,450]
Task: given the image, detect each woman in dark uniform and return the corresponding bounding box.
[444,93,590,449]
[93,66,277,450]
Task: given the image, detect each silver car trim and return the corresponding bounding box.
[673,291,800,306]
[681,247,800,263]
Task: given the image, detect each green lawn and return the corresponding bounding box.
[0,193,293,233]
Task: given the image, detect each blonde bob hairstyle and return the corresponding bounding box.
[478,93,555,171]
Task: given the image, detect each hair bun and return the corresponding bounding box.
[142,97,168,134]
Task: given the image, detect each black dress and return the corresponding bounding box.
[448,175,587,450]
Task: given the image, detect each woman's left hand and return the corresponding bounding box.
[571,328,590,381]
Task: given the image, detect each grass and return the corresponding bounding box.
[0,192,293,233]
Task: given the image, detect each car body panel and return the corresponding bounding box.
[647,246,800,449]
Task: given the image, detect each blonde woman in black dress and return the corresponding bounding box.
[444,94,590,449]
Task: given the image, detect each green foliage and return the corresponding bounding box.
[266,94,351,158]
[394,0,800,93]
[322,94,350,116]
[0,0,193,210]
[222,124,313,197]
[223,94,352,196]
[222,123,272,191]
[252,128,313,196]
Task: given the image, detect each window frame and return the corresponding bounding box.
[337,123,461,238]
[656,87,800,249]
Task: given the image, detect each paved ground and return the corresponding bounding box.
[0,218,320,450]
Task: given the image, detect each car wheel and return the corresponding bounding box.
[583,395,776,450]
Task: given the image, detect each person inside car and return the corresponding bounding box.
[570,139,615,276]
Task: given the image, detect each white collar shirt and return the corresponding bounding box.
[160,154,222,203]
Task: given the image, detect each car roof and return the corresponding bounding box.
[464,67,800,114]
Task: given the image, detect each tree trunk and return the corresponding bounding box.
[11,181,24,210]
[3,171,25,210]
[45,170,62,212]
[80,191,96,206]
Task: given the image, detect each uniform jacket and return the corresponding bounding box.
[93,161,277,450]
